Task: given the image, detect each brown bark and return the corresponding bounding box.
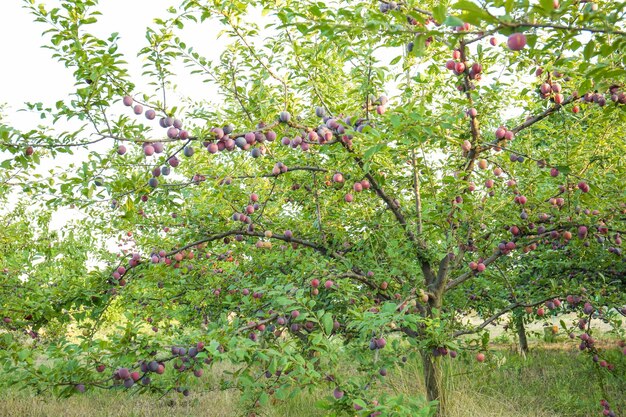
[516,315,529,356]
[422,351,446,416]
[421,293,447,416]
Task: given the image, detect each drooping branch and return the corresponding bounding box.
[160,166,329,188]
[446,252,496,291]
[462,27,503,46]
[452,94,579,200]
[457,37,482,177]
[445,221,589,291]
[510,95,578,135]
[501,21,626,37]
[452,295,562,337]
[458,39,480,150]
[1,135,109,149]
[166,229,338,259]
[337,270,379,292]
[0,168,24,187]
[481,142,591,184]
[237,313,279,333]
[102,228,344,330]
[364,55,373,121]
[252,178,277,225]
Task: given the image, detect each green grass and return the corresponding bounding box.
[1,346,624,417]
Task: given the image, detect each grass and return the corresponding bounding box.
[1,345,624,417]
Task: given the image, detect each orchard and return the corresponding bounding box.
[1,1,626,416]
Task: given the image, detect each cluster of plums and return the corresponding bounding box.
[580,333,619,373]
[537,80,565,104]
[378,1,398,13]
[123,95,189,141]
[118,93,397,213]
[445,51,484,93]
[112,361,162,389]
[493,126,515,142]
[536,78,626,113]
[441,32,528,91]
[600,400,616,417]
[468,260,487,273]
[480,201,618,267]
[527,298,625,375]
[368,337,387,350]
[330,171,372,203]
[310,278,335,296]
[110,244,233,288]
[431,346,458,358]
[246,310,340,342]
[379,0,435,48]
[76,340,212,395]
[204,123,273,158]
[445,51,483,81]
[581,88,626,108]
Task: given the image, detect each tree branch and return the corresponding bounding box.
[341,142,435,283]
[411,148,423,235]
[502,21,626,37]
[452,295,562,337]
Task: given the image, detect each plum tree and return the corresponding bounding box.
[1,1,625,417]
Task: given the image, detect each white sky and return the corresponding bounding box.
[3,1,178,128]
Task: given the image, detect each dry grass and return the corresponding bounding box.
[1,391,238,417]
[1,345,624,417]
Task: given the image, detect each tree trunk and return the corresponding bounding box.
[516,315,529,356]
[422,350,446,417]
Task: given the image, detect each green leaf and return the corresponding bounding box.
[505,0,515,13]
[354,399,368,408]
[481,331,490,348]
[274,386,290,400]
[583,40,595,61]
[443,16,464,27]
[433,5,446,23]
[363,143,385,161]
[309,5,322,17]
[258,391,269,406]
[539,0,555,15]
[390,55,402,65]
[413,34,427,57]
[321,312,333,335]
[381,302,397,314]
[274,297,293,306]
[555,165,571,175]
[452,1,494,24]
[315,399,333,410]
